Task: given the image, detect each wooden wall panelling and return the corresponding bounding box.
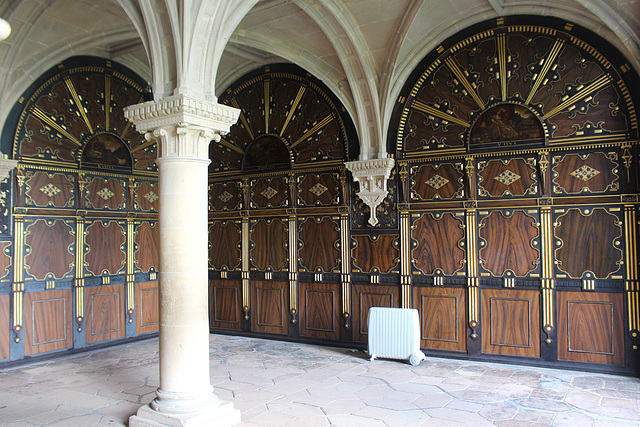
[252,280,289,335]
[209,181,242,212]
[481,288,541,358]
[135,281,158,334]
[477,157,538,198]
[414,286,466,351]
[554,207,623,279]
[0,241,11,281]
[134,220,158,274]
[351,234,399,274]
[558,291,624,365]
[412,211,465,276]
[299,281,341,340]
[297,173,341,206]
[552,151,620,195]
[352,284,400,343]
[250,218,288,271]
[84,176,127,210]
[0,294,10,359]
[478,209,541,278]
[410,162,465,201]
[298,216,340,273]
[85,220,126,277]
[23,171,75,208]
[209,220,242,271]
[210,279,242,330]
[24,218,74,281]
[23,289,73,355]
[250,176,289,209]
[134,180,159,212]
[84,284,125,344]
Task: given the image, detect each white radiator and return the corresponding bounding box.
[367,307,425,365]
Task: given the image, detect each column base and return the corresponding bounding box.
[130,399,240,427]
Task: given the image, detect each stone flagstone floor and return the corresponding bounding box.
[0,334,639,426]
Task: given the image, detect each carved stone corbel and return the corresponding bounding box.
[345,158,394,226]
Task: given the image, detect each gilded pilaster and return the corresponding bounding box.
[11,216,24,342]
[74,217,85,331]
[241,212,250,319]
[340,208,351,328]
[625,205,639,348]
[288,210,298,323]
[126,217,135,324]
[466,207,479,338]
[540,205,555,343]
[400,204,411,308]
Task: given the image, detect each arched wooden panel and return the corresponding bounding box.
[412,212,465,275]
[24,218,74,281]
[555,208,623,279]
[135,221,158,274]
[299,281,340,340]
[209,220,241,270]
[250,218,288,271]
[84,176,126,210]
[23,171,75,208]
[479,210,540,277]
[352,234,399,274]
[352,284,400,343]
[85,220,126,276]
[136,281,159,334]
[298,217,340,273]
[84,284,125,344]
[24,289,73,355]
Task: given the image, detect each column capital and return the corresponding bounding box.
[124,94,240,160]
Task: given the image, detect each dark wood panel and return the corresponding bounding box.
[299,282,340,340]
[210,280,242,330]
[0,241,10,280]
[558,291,624,365]
[209,221,241,270]
[24,289,73,355]
[24,171,75,208]
[135,221,159,273]
[553,152,619,195]
[85,284,125,344]
[250,219,288,271]
[410,163,465,201]
[477,157,537,197]
[297,173,340,206]
[0,294,10,359]
[84,176,126,210]
[414,287,466,352]
[479,210,540,277]
[252,280,288,335]
[85,221,126,276]
[352,234,398,274]
[209,182,242,212]
[555,208,622,279]
[24,218,74,280]
[298,217,340,273]
[482,288,540,358]
[413,212,465,275]
[135,181,158,212]
[352,284,400,343]
[250,177,289,209]
[136,281,158,334]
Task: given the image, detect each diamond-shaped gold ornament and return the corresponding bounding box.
[261,186,278,199]
[494,170,521,186]
[144,191,158,203]
[425,174,449,189]
[309,183,328,197]
[40,183,61,197]
[97,187,115,200]
[570,165,600,181]
[218,191,233,203]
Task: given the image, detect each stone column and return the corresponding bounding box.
[124,94,240,427]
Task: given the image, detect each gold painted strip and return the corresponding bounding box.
[526,40,565,104]
[542,74,613,120]
[120,95,144,138]
[242,217,250,309]
[412,100,471,128]
[264,80,270,134]
[444,57,485,110]
[13,218,24,283]
[64,77,93,133]
[498,34,507,101]
[625,206,637,280]
[127,281,135,313]
[130,139,157,154]
[75,219,85,279]
[230,98,255,141]
[280,86,306,137]
[127,219,134,275]
[290,114,334,148]
[289,216,297,312]
[31,107,82,146]
[104,75,111,131]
